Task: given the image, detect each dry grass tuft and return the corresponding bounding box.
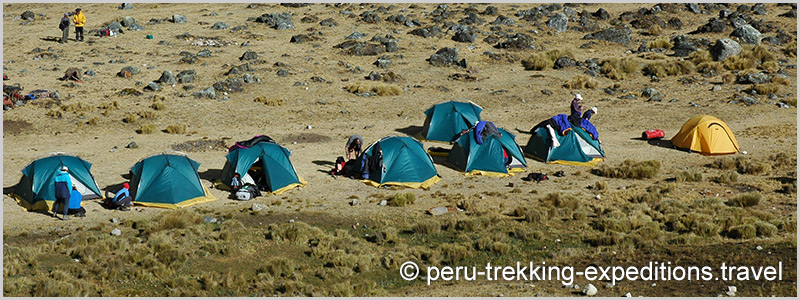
[690,50,713,65]
[61,102,93,113]
[345,82,401,96]
[138,111,157,119]
[752,83,780,95]
[564,75,598,89]
[643,60,695,77]
[254,96,284,106]
[593,159,661,179]
[727,192,761,208]
[771,76,790,86]
[47,110,63,119]
[387,192,415,207]
[676,170,703,182]
[166,124,187,134]
[601,58,641,80]
[413,219,441,235]
[647,37,672,49]
[714,171,739,184]
[139,124,156,134]
[151,101,167,110]
[723,55,756,71]
[784,41,797,57]
[122,112,138,124]
[522,49,573,70]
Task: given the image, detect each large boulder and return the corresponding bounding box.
[736,72,770,84]
[731,24,762,45]
[409,25,442,38]
[494,33,536,50]
[255,12,295,30]
[240,50,258,61]
[451,25,475,43]
[106,22,123,32]
[120,16,136,27]
[429,47,459,66]
[546,13,568,33]
[584,26,632,45]
[671,35,697,57]
[176,70,197,83]
[211,22,229,30]
[117,66,140,77]
[710,38,742,61]
[192,87,215,99]
[21,11,34,21]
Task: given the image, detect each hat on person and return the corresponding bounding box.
[591,107,597,114]
[575,93,583,101]
[61,166,69,172]
[123,182,130,189]
[75,8,81,12]
[64,13,69,16]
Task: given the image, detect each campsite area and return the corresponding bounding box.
[3,3,797,297]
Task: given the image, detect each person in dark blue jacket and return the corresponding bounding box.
[53,166,72,219]
[68,185,86,217]
[105,182,132,211]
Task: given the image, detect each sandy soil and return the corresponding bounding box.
[2,2,797,296]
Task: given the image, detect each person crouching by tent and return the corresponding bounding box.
[53,166,72,219]
[346,135,363,160]
[105,182,133,211]
[332,135,364,177]
[582,106,597,121]
[67,185,86,217]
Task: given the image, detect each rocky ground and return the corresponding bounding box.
[2,3,797,297]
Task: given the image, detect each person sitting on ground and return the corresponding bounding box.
[231,172,242,191]
[582,106,597,121]
[345,135,363,160]
[53,166,72,219]
[105,182,133,211]
[569,93,583,126]
[67,185,86,217]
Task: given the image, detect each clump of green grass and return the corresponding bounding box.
[563,75,598,89]
[592,159,661,179]
[138,124,156,134]
[166,124,186,134]
[345,82,401,96]
[676,170,703,182]
[387,192,415,207]
[727,192,761,208]
[647,37,672,49]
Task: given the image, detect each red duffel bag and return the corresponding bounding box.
[642,129,665,140]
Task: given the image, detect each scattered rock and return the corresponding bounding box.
[378,200,388,206]
[110,228,122,236]
[494,33,535,50]
[111,218,120,224]
[452,25,476,43]
[251,203,265,212]
[686,3,700,14]
[192,87,215,99]
[374,58,392,68]
[725,286,737,297]
[737,72,770,84]
[427,206,458,216]
[547,13,568,33]
[106,21,123,32]
[119,3,134,10]
[211,22,229,30]
[172,14,187,23]
[277,69,289,77]
[120,16,136,27]
[84,70,96,76]
[319,18,337,27]
[156,70,177,85]
[429,47,459,66]
[197,48,212,58]
[671,34,697,57]
[694,18,726,33]
[240,50,258,61]
[554,56,576,69]
[21,11,34,21]
[125,141,138,149]
[243,73,260,84]
[176,70,197,83]
[409,25,442,38]
[290,34,314,43]
[145,82,160,91]
[752,4,767,15]
[492,15,514,26]
[334,40,386,56]
[584,26,632,45]
[623,292,632,297]
[731,24,762,45]
[582,283,597,296]
[779,10,796,18]
[203,216,217,223]
[255,12,295,30]
[117,66,140,78]
[710,38,742,61]
[346,31,365,40]
[350,199,360,206]
[711,85,722,92]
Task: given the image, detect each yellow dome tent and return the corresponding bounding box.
[671,115,740,155]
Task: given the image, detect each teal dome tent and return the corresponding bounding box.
[12,153,103,211]
[421,101,482,142]
[130,153,216,209]
[219,142,305,195]
[360,136,440,188]
[446,126,527,177]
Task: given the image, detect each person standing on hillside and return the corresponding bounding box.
[53,166,72,219]
[569,93,583,126]
[72,8,86,41]
[58,13,70,43]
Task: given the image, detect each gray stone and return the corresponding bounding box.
[119,3,134,10]
[582,283,597,296]
[192,87,215,99]
[554,56,576,69]
[346,31,365,40]
[118,66,140,77]
[409,25,442,38]
[277,69,289,77]
[671,34,697,57]
[106,22,123,32]
[172,14,187,23]
[686,3,700,14]
[752,4,767,15]
[21,11,34,21]
[111,218,119,224]
[350,199,360,206]
[197,48,212,58]
[251,203,265,211]
[374,58,392,68]
[243,74,259,83]
[84,70,96,76]
[110,228,122,236]
[737,72,770,84]
[255,12,295,30]
[429,47,459,66]
[452,25,475,43]
[378,200,388,206]
[203,216,217,223]
[584,26,632,45]
[547,13,568,33]
[742,95,759,105]
[128,23,145,31]
[240,50,258,61]
[492,15,514,26]
[176,70,197,83]
[731,24,762,45]
[211,22,229,30]
[145,82,160,91]
[711,85,722,92]
[641,88,661,98]
[710,38,742,61]
[157,70,177,85]
[120,16,136,27]
[125,141,138,149]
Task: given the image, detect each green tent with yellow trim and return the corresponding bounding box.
[130,153,216,209]
[360,136,440,189]
[11,153,103,211]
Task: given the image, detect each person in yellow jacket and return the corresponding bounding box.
[72,8,85,41]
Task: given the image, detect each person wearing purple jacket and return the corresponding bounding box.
[569,93,584,126]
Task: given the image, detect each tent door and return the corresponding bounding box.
[68,174,100,200]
